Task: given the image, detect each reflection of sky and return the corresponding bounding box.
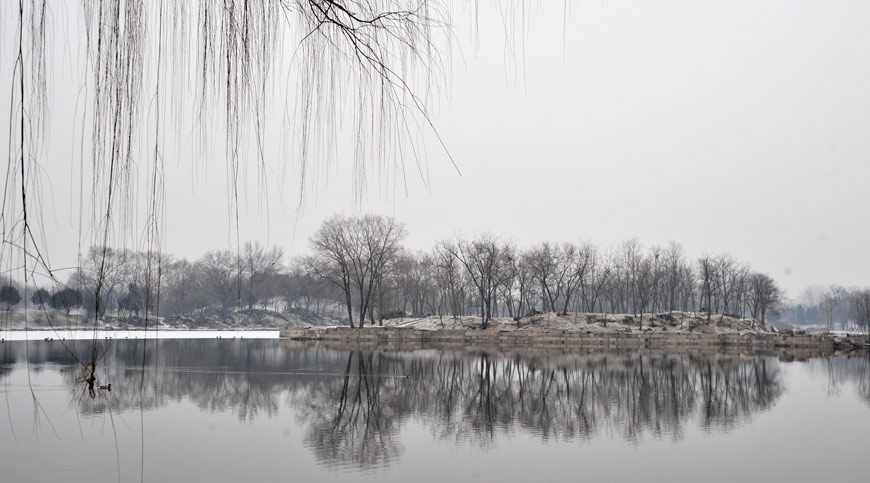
[1,341,869,482]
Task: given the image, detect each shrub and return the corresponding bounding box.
[0,285,21,308]
[49,288,82,311]
[31,288,50,306]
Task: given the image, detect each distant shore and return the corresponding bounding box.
[0,328,279,342]
[0,326,279,331]
[0,307,320,331]
[279,312,870,355]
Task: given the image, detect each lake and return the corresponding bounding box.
[1,333,869,482]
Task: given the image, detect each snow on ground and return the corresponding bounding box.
[381,311,775,334]
[0,307,340,331]
[1,308,775,334]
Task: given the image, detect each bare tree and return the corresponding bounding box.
[504,251,536,319]
[560,243,595,316]
[527,243,560,313]
[634,253,658,327]
[352,215,406,326]
[309,214,406,328]
[309,217,357,327]
[579,246,611,315]
[619,239,646,317]
[434,244,466,320]
[662,242,686,314]
[197,250,241,311]
[162,258,206,316]
[821,286,845,333]
[440,235,514,328]
[715,254,739,320]
[394,250,435,317]
[745,272,782,324]
[241,241,284,310]
[849,289,870,337]
[527,242,587,315]
[698,254,716,321]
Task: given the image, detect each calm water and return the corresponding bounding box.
[1,336,869,482]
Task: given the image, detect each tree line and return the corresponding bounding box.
[1,214,819,331]
[778,285,870,334]
[305,215,786,329]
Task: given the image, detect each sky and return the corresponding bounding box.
[2,0,869,297]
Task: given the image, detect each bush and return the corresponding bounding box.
[49,288,82,311]
[0,285,21,308]
[31,288,50,306]
[381,310,406,320]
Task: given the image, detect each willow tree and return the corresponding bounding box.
[1,1,465,406]
[2,1,458,323]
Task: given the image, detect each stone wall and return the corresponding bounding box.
[279,326,868,355]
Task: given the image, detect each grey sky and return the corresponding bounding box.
[3,1,869,297]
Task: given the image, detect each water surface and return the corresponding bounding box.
[1,337,868,482]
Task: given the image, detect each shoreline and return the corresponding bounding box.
[280,326,869,355]
[0,326,281,331]
[0,328,280,341]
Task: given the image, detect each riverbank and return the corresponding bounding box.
[0,328,279,341]
[382,311,774,333]
[279,325,869,355]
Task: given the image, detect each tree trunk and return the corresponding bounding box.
[344,285,355,329]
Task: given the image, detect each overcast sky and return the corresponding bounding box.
[2,0,869,297]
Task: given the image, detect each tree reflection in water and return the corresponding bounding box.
[291,349,788,468]
[297,351,404,469]
[5,339,870,469]
[862,357,869,403]
[856,355,870,407]
[818,354,870,408]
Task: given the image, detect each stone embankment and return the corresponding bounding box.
[279,326,869,355]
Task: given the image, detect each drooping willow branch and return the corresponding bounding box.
[2,0,455,314]
[0,1,463,419]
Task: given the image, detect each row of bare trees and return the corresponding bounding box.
[13,242,291,320]
[379,239,783,328]
[303,216,786,329]
[2,214,815,331]
[780,285,870,335]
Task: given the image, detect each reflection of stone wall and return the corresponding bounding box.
[280,327,868,355]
